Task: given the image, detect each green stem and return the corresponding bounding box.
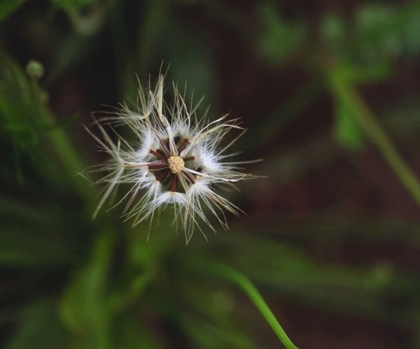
[329,72,420,206]
[60,228,115,349]
[88,229,115,349]
[34,94,90,203]
[207,263,299,349]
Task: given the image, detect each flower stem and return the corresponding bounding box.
[206,263,299,349]
[329,71,420,206]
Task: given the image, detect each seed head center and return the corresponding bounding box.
[168,156,185,174]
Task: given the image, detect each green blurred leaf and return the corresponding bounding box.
[114,311,163,349]
[0,52,87,195]
[0,196,81,267]
[167,25,216,110]
[347,61,393,83]
[334,101,364,149]
[0,0,25,22]
[60,230,115,348]
[178,280,257,349]
[0,227,78,267]
[136,0,168,77]
[51,0,95,11]
[4,123,39,143]
[106,266,155,313]
[356,4,402,60]
[252,78,323,149]
[180,314,255,349]
[0,53,56,178]
[321,14,346,52]
[5,300,70,349]
[258,2,305,63]
[354,2,420,62]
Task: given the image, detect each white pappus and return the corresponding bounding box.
[85,74,259,243]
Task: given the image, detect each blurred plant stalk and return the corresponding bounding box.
[328,65,420,207]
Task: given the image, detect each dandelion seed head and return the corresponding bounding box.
[85,73,260,242]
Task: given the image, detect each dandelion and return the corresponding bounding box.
[85,74,259,243]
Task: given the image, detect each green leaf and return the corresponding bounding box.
[321,14,345,52]
[167,25,216,111]
[0,196,82,267]
[0,227,78,267]
[51,0,95,11]
[106,268,155,313]
[334,101,364,149]
[59,230,115,348]
[0,52,88,194]
[114,311,163,349]
[354,2,420,61]
[0,0,25,22]
[180,314,255,349]
[258,2,306,63]
[5,300,70,349]
[346,61,393,84]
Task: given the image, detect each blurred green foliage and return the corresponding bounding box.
[258,3,305,64]
[0,0,25,22]
[1,0,420,348]
[52,0,96,11]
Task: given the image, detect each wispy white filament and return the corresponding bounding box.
[85,75,258,243]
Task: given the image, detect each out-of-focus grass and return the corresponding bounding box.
[1,1,420,348]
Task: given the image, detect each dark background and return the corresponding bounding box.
[1,0,420,348]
